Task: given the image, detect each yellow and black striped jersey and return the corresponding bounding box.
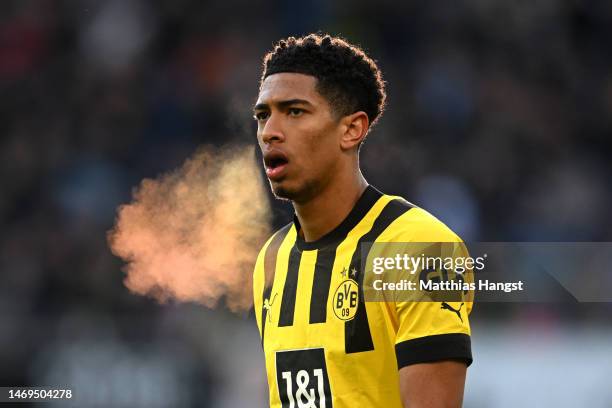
[253,185,473,408]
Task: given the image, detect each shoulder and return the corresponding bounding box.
[377,196,463,243]
[253,222,293,290]
[254,222,294,270]
[258,222,293,255]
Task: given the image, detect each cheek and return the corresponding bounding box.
[303,120,338,150]
[257,133,265,149]
[300,133,338,174]
[290,118,340,171]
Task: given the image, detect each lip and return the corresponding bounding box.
[263,149,289,181]
[265,163,288,181]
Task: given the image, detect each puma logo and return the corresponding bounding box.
[263,293,278,323]
[441,302,464,322]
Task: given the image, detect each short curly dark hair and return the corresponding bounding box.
[261,34,386,127]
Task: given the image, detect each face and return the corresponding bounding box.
[254,73,344,203]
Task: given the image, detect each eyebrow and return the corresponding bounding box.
[253,99,314,112]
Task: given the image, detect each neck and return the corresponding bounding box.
[293,169,368,242]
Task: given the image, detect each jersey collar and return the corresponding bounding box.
[293,185,383,251]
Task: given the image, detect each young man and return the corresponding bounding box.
[252,34,472,408]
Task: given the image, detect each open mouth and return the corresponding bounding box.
[263,150,289,180]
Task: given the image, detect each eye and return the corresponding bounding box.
[254,111,269,121]
[288,108,304,117]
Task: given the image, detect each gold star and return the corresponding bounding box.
[341,267,347,278]
[351,267,358,278]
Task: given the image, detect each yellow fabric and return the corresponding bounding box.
[253,194,473,408]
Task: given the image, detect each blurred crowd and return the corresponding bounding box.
[1,0,611,406]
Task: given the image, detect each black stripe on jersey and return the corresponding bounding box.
[261,224,291,347]
[302,187,383,324]
[309,248,335,324]
[278,245,303,327]
[395,333,473,368]
[345,198,415,354]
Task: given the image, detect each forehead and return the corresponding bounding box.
[257,73,321,105]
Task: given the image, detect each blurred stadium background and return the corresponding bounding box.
[2,0,612,406]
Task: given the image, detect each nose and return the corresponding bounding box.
[259,113,284,145]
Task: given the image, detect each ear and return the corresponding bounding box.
[340,111,370,150]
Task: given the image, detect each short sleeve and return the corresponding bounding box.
[394,240,473,368]
[394,300,472,368]
[372,207,474,368]
[253,235,274,337]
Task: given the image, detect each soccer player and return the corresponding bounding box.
[252,34,472,408]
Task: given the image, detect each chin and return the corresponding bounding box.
[270,179,318,204]
[270,183,297,201]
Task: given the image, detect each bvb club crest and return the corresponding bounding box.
[333,267,359,321]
